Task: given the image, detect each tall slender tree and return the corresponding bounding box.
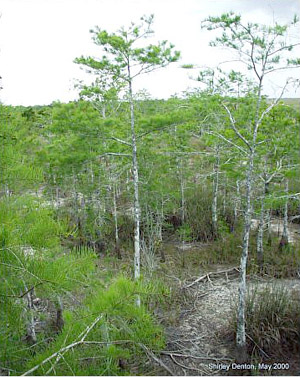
[75,15,180,296]
[202,12,300,360]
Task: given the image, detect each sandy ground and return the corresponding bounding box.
[157,272,300,376]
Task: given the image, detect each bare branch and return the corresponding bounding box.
[184,267,240,288]
[222,103,252,150]
[109,136,132,147]
[98,152,131,158]
[206,131,249,156]
[256,79,291,126]
[139,343,175,376]
[161,351,233,362]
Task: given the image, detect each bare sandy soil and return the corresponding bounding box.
[157,270,300,376]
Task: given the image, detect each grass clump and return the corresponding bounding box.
[230,284,300,361]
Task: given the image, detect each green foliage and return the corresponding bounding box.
[24,277,165,376]
[75,14,180,85]
[1,45,299,375]
[0,194,97,374]
[0,196,63,249]
[202,12,300,81]
[185,187,215,242]
[176,224,193,242]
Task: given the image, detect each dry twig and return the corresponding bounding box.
[184,267,239,288]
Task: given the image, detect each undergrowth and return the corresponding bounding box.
[23,277,167,376]
[229,284,300,363]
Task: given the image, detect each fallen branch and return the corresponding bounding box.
[161,351,233,362]
[184,267,240,288]
[169,354,203,373]
[139,343,175,376]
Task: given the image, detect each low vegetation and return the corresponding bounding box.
[1,11,300,377]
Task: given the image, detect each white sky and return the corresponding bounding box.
[0,0,299,106]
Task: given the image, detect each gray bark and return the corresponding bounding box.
[236,67,266,359]
[180,171,185,224]
[256,188,265,268]
[212,146,220,237]
[280,179,289,249]
[283,179,289,240]
[236,149,254,360]
[113,183,119,246]
[233,180,240,229]
[102,105,106,119]
[128,77,141,297]
[23,284,37,345]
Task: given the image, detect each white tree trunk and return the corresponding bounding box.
[280,179,289,249]
[129,79,141,301]
[233,180,240,229]
[113,183,119,245]
[256,189,265,268]
[212,147,220,237]
[236,149,254,361]
[102,104,106,119]
[180,173,185,224]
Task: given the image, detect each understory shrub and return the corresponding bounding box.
[23,277,165,376]
[230,284,300,361]
[248,235,300,278]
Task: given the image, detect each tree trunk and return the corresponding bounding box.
[102,104,106,119]
[23,284,37,346]
[279,179,289,251]
[180,171,185,224]
[256,183,266,270]
[223,177,227,217]
[233,180,240,231]
[212,146,220,238]
[112,183,121,259]
[266,208,272,246]
[159,197,165,262]
[236,149,254,362]
[128,78,141,304]
[236,74,264,360]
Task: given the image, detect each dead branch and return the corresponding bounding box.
[184,267,240,288]
[161,351,233,362]
[45,314,104,375]
[169,353,203,373]
[139,343,176,376]
[22,318,173,377]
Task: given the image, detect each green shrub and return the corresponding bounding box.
[185,187,214,241]
[0,195,97,374]
[248,234,300,278]
[176,223,193,242]
[23,277,165,376]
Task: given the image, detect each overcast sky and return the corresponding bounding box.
[0,0,299,106]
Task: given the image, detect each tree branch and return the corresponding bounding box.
[222,103,252,150]
[109,136,132,147]
[206,131,249,156]
[256,79,291,126]
[98,152,131,158]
